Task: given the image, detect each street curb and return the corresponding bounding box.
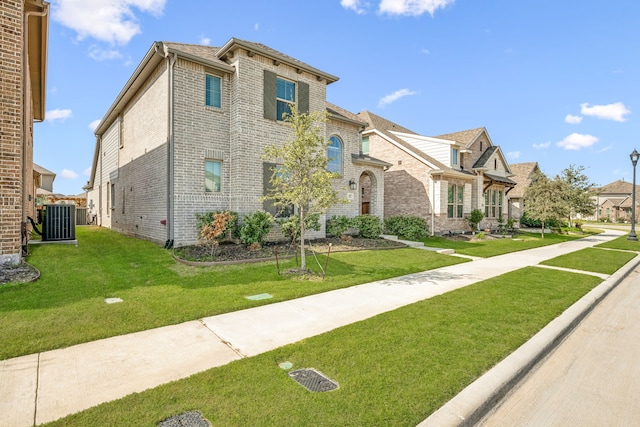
[418,254,640,427]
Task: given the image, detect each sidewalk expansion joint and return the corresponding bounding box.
[198,319,247,358]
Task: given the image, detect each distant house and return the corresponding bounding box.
[357,111,516,234]
[591,180,640,222]
[86,38,389,247]
[0,0,49,264]
[33,163,56,195]
[507,162,541,221]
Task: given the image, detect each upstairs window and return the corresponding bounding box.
[328,136,343,175]
[452,148,459,166]
[205,75,221,108]
[361,135,370,155]
[276,78,295,121]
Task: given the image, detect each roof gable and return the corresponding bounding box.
[508,162,540,198]
[434,127,490,148]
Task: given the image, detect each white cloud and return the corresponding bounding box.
[421,48,430,55]
[507,151,521,159]
[254,23,260,30]
[89,47,123,61]
[199,35,211,46]
[533,141,551,149]
[580,102,630,122]
[84,167,93,177]
[46,109,73,122]
[341,0,367,14]
[60,169,79,179]
[565,114,582,124]
[378,88,418,108]
[89,119,101,132]
[556,133,599,150]
[378,0,455,16]
[52,0,166,45]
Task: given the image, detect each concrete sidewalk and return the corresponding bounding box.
[0,229,629,426]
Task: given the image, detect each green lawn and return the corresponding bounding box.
[0,227,467,360]
[44,267,603,427]
[419,231,590,257]
[541,247,638,275]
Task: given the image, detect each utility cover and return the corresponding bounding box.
[246,293,272,300]
[158,411,211,427]
[288,368,339,392]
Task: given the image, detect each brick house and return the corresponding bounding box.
[356,111,516,234]
[86,39,389,247]
[0,0,49,264]
[590,180,640,222]
[507,162,541,221]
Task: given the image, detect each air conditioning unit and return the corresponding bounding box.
[42,205,76,241]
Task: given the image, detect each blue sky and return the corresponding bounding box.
[38,0,640,195]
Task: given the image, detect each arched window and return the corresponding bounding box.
[328,136,343,175]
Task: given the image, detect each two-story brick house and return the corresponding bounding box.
[0,0,49,264]
[86,39,388,247]
[357,111,516,234]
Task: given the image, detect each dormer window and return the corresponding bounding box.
[452,148,459,166]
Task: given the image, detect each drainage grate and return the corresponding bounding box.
[158,411,211,427]
[288,368,339,392]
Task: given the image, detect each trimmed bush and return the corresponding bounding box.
[278,214,321,244]
[352,215,383,239]
[384,215,429,240]
[239,210,274,246]
[326,215,353,238]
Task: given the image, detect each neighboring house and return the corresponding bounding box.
[357,111,516,234]
[590,180,640,222]
[86,38,388,247]
[507,162,541,222]
[0,0,49,264]
[33,163,55,194]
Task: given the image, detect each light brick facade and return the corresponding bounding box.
[0,0,48,264]
[87,39,387,247]
[358,111,516,235]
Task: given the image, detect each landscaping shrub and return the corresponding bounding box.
[278,214,321,244]
[239,210,274,246]
[326,215,353,238]
[466,209,484,232]
[384,215,429,240]
[199,211,236,256]
[196,210,239,240]
[352,214,383,239]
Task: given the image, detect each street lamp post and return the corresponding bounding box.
[628,149,639,241]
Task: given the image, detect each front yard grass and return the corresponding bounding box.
[420,231,593,258]
[0,227,468,360]
[45,267,603,427]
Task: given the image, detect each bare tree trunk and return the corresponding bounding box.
[541,220,545,238]
[299,205,306,270]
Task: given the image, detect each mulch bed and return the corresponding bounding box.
[172,237,407,264]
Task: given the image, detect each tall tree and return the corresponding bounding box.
[556,164,596,227]
[524,170,567,238]
[262,106,345,271]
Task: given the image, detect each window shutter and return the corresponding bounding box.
[263,70,277,120]
[298,81,309,115]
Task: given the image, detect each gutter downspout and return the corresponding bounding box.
[430,176,435,236]
[165,47,177,248]
[22,5,49,258]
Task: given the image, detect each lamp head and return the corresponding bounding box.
[631,149,640,167]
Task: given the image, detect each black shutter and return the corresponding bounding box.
[298,81,309,115]
[263,70,276,120]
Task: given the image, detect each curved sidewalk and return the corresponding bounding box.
[0,229,628,426]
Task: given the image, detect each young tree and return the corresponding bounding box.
[524,170,567,238]
[556,164,596,227]
[262,106,345,272]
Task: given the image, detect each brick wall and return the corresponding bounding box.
[0,0,24,264]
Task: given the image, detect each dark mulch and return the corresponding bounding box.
[0,262,40,284]
[172,237,407,263]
